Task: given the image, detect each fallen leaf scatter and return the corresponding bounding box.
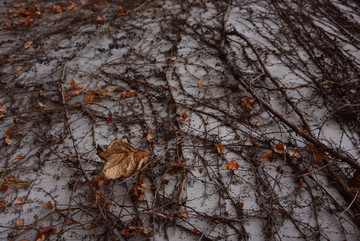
[0,175,33,189]
[98,139,150,179]
[43,201,53,210]
[65,78,83,95]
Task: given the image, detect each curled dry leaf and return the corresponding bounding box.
[197,80,205,88]
[0,200,6,208]
[98,139,150,179]
[120,90,136,99]
[272,143,286,154]
[133,177,148,201]
[0,175,33,188]
[305,144,326,161]
[222,159,239,170]
[241,97,257,114]
[13,197,25,205]
[1,183,8,193]
[16,219,24,227]
[214,143,225,154]
[66,85,83,95]
[43,201,53,210]
[83,88,115,102]
[24,41,33,49]
[288,150,301,158]
[259,149,274,160]
[38,102,51,111]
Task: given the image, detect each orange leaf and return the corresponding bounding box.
[170,163,187,168]
[214,143,225,154]
[0,200,7,208]
[305,144,325,161]
[66,85,83,95]
[250,139,258,147]
[15,66,22,73]
[241,97,257,114]
[49,5,62,13]
[1,184,8,193]
[24,41,33,49]
[222,159,239,170]
[43,201,53,210]
[288,150,301,158]
[67,78,80,86]
[16,219,24,227]
[199,168,204,174]
[83,89,115,102]
[38,102,51,111]
[146,133,154,143]
[197,80,205,88]
[271,143,286,154]
[13,197,25,205]
[5,128,12,136]
[15,155,25,160]
[120,90,136,99]
[67,219,75,225]
[259,149,274,159]
[182,112,188,119]
[16,131,25,135]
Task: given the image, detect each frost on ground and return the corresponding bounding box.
[0,0,360,240]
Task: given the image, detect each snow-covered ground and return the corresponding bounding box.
[0,0,360,240]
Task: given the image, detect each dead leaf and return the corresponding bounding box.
[222,159,239,170]
[288,150,301,158]
[0,175,33,188]
[214,143,225,154]
[250,139,258,147]
[49,5,62,13]
[121,226,152,237]
[96,15,105,21]
[67,78,80,86]
[66,85,84,95]
[83,88,115,102]
[16,219,24,227]
[13,197,25,205]
[95,190,102,202]
[241,97,257,114]
[16,131,25,135]
[133,177,147,201]
[0,200,6,208]
[120,90,136,99]
[146,133,154,143]
[43,201,53,210]
[271,143,286,154]
[259,149,274,160]
[197,80,205,88]
[178,212,187,218]
[305,144,325,161]
[250,121,258,126]
[1,184,8,193]
[5,128,12,145]
[170,163,187,168]
[15,66,22,73]
[38,102,51,111]
[24,41,33,49]
[98,139,150,179]
[36,226,57,241]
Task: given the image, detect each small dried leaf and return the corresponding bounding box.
[43,201,53,210]
[199,168,204,174]
[16,219,24,227]
[13,197,25,205]
[241,97,257,114]
[67,78,80,86]
[197,80,205,88]
[24,41,33,49]
[272,143,286,154]
[133,177,148,201]
[250,139,258,147]
[214,143,225,154]
[16,131,25,135]
[66,85,83,95]
[50,5,62,13]
[305,144,325,161]
[1,184,8,193]
[146,133,154,143]
[96,15,105,21]
[0,175,33,188]
[259,149,274,159]
[288,150,301,158]
[15,66,22,73]
[38,102,51,111]
[250,121,258,126]
[222,159,239,170]
[0,200,7,208]
[98,139,150,179]
[178,213,187,218]
[170,163,187,168]
[83,88,115,102]
[120,90,136,99]
[5,135,11,145]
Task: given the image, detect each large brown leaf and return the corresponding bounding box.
[98,139,150,179]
